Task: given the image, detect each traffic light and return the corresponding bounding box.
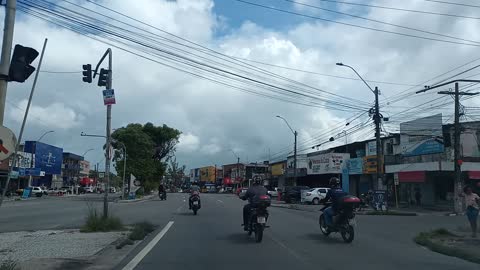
[97,68,108,87]
[82,64,92,83]
[8,44,39,83]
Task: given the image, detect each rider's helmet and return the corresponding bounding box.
[329,177,341,189]
[253,177,263,185]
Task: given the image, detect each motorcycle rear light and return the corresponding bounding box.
[259,195,269,200]
[343,197,361,203]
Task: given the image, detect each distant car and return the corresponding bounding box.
[266,186,280,198]
[31,187,44,197]
[61,187,73,194]
[238,188,248,198]
[301,187,330,205]
[109,187,116,193]
[282,186,310,203]
[85,186,94,193]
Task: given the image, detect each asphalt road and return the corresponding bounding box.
[1,193,477,269]
[115,193,478,270]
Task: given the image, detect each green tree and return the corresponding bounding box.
[166,157,186,188]
[111,123,181,192]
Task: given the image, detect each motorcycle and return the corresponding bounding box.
[159,191,167,201]
[244,195,271,243]
[191,193,201,215]
[319,195,360,243]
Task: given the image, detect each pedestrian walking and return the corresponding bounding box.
[462,186,480,238]
[415,188,422,206]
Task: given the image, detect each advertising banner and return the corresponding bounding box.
[34,142,63,174]
[271,163,285,176]
[346,158,363,175]
[103,89,116,105]
[307,153,350,175]
[9,151,33,168]
[400,114,444,156]
[366,141,377,156]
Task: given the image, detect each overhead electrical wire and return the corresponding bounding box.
[298,0,480,20]
[424,0,480,9]
[232,0,480,47]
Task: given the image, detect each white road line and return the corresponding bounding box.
[122,221,174,270]
[176,205,183,212]
[217,199,224,204]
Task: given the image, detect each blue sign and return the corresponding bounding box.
[347,158,363,175]
[15,167,42,176]
[22,187,32,199]
[25,141,63,174]
[373,190,388,211]
[402,139,444,156]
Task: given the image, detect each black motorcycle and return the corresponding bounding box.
[159,191,167,201]
[191,193,201,215]
[319,195,360,243]
[244,195,271,243]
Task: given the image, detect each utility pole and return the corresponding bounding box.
[0,0,16,125]
[417,79,480,213]
[293,130,297,186]
[374,86,383,190]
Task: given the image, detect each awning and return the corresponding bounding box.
[399,171,426,183]
[468,171,480,180]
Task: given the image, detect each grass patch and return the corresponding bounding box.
[80,207,124,232]
[0,260,19,270]
[414,229,480,264]
[365,210,417,216]
[128,222,156,241]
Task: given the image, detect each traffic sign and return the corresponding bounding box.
[103,89,116,105]
[9,170,19,179]
[0,126,16,161]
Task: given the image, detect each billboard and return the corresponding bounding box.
[461,129,480,157]
[346,158,363,175]
[200,166,216,182]
[25,141,63,175]
[271,163,285,176]
[400,114,444,156]
[307,153,350,175]
[80,160,90,175]
[9,151,33,168]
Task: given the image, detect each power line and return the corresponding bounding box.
[424,0,480,9]
[298,0,480,20]
[232,0,480,47]
[284,0,480,45]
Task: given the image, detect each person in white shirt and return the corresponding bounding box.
[462,186,480,238]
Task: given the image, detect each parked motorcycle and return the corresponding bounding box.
[319,195,360,243]
[159,191,167,201]
[191,193,201,215]
[245,195,271,243]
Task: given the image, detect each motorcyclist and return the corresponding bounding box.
[322,177,348,228]
[241,178,268,231]
[189,183,201,209]
[158,184,166,198]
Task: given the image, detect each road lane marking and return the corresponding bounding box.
[217,199,224,204]
[269,235,309,266]
[122,221,174,270]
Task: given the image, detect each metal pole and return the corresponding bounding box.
[453,82,462,213]
[237,157,240,188]
[0,38,47,207]
[374,86,383,190]
[121,145,126,200]
[0,0,16,125]
[103,48,112,218]
[293,131,297,186]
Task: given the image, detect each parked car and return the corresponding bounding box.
[61,186,73,194]
[85,186,94,193]
[77,186,86,194]
[31,187,44,197]
[301,187,330,205]
[282,186,310,203]
[266,186,280,198]
[238,188,248,198]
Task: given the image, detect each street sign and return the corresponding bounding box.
[394,173,399,186]
[99,172,105,178]
[0,126,16,161]
[103,89,116,105]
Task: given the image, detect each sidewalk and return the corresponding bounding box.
[116,194,156,203]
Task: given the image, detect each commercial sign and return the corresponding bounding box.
[307,153,350,175]
[103,89,116,105]
[400,114,444,156]
[80,160,90,175]
[0,125,16,161]
[200,166,216,182]
[9,151,33,168]
[33,142,63,174]
[366,141,377,156]
[363,155,382,174]
[346,158,363,175]
[461,130,480,157]
[271,163,285,176]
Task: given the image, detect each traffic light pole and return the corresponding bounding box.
[0,38,47,207]
[0,0,17,125]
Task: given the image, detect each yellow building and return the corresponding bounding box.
[200,166,216,183]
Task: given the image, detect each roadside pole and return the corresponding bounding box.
[0,38,47,207]
[121,144,126,200]
[0,0,16,125]
[374,86,383,190]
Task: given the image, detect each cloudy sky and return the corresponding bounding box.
[1,0,480,171]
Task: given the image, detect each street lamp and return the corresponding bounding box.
[82,148,94,157]
[337,62,383,188]
[37,130,54,142]
[276,115,298,186]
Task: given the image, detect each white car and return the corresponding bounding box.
[85,186,94,193]
[301,187,330,205]
[267,187,280,198]
[31,187,44,197]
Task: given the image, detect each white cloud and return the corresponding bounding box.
[8,100,84,130]
[177,133,200,153]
